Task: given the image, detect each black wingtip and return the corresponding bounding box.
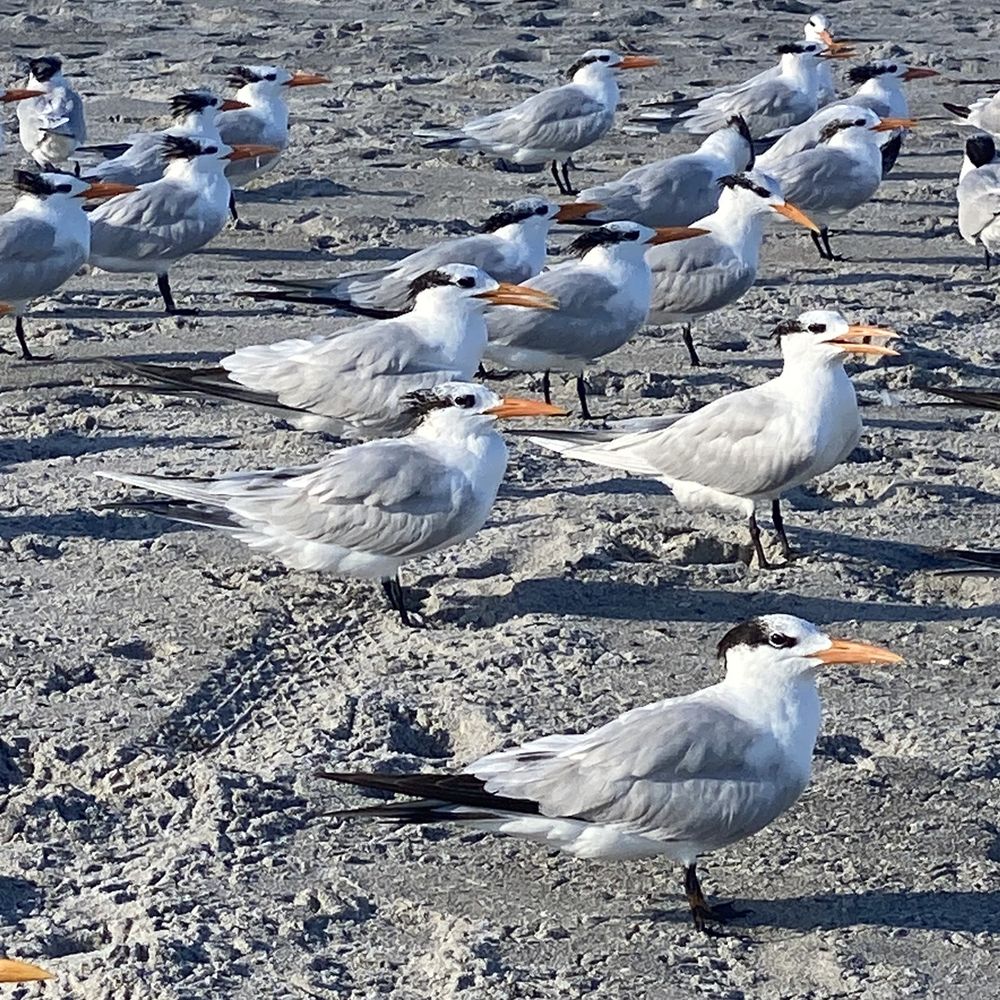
[920,384,1000,411]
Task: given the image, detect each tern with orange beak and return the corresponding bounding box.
[319,613,903,931]
[245,197,600,315]
[80,90,251,187]
[88,135,280,314]
[529,310,900,567]
[0,171,135,359]
[105,263,558,439]
[416,49,660,195]
[98,382,565,626]
[484,222,708,418]
[16,55,86,167]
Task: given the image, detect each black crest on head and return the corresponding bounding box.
[28,56,62,82]
[228,65,263,88]
[407,269,471,300]
[776,42,809,55]
[13,170,56,196]
[717,618,796,660]
[769,318,803,341]
[718,173,771,199]
[818,119,864,143]
[161,135,214,161]
[565,226,639,257]
[725,114,755,169]
[169,90,217,119]
[481,202,540,233]
[966,135,997,169]
[400,388,455,419]
[566,53,601,78]
[849,63,890,86]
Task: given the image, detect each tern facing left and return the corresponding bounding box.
[320,614,903,931]
[98,383,564,626]
[529,310,899,568]
[417,49,660,195]
[957,136,1000,268]
[16,56,87,167]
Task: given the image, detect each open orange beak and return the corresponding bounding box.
[81,181,138,199]
[647,226,710,245]
[618,55,660,70]
[0,958,53,983]
[812,638,903,667]
[485,397,568,419]
[871,117,918,132]
[285,71,331,87]
[829,324,901,357]
[219,98,250,111]
[818,31,853,55]
[772,201,821,233]
[1,88,44,103]
[555,201,602,222]
[903,67,939,81]
[475,282,559,310]
[227,143,281,161]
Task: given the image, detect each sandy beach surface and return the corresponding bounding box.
[2,0,1000,996]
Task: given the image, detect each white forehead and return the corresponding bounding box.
[757,614,823,640]
[796,309,846,328]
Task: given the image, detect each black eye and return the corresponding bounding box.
[855,119,865,127]
[808,323,826,333]
[535,205,548,216]
[205,146,218,155]
[457,276,476,289]
[769,633,796,649]
[888,64,897,73]
[599,55,610,63]
[266,73,277,81]
[454,394,476,408]
[57,184,72,193]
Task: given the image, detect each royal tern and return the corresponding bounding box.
[417,49,660,195]
[529,310,898,567]
[80,90,250,187]
[218,64,330,219]
[574,116,755,228]
[762,112,916,259]
[957,136,1000,267]
[0,85,46,152]
[484,222,707,417]
[644,171,820,366]
[0,958,52,983]
[106,264,557,437]
[803,13,841,106]
[16,56,86,167]
[98,382,565,626]
[0,170,134,359]
[88,135,278,314]
[944,92,1000,141]
[246,198,598,314]
[319,613,902,931]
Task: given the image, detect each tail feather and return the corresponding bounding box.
[77,142,132,159]
[943,102,971,119]
[527,430,664,478]
[922,385,1000,411]
[941,548,1000,570]
[102,498,238,531]
[242,286,404,319]
[413,128,474,150]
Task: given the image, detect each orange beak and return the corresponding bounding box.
[772,201,821,233]
[0,303,13,316]
[902,67,939,81]
[555,201,603,222]
[871,117,918,132]
[818,30,853,55]
[618,55,660,70]
[829,324,901,357]
[81,181,138,199]
[485,397,568,419]
[647,226,710,245]
[1,88,44,103]
[219,98,250,111]
[226,143,281,161]
[819,47,855,60]
[0,958,53,983]
[812,638,903,667]
[285,71,331,87]
[475,282,559,310]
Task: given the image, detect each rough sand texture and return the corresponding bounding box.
[2,1,1000,997]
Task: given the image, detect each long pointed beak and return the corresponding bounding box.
[618,55,660,70]
[226,143,282,161]
[0,303,14,316]
[819,47,855,60]
[475,282,559,310]
[219,98,250,111]
[813,638,904,667]
[829,324,901,357]
[284,71,331,87]
[903,67,940,81]
[871,117,919,132]
[647,226,710,245]
[555,201,602,222]
[485,397,568,419]
[1,88,44,103]
[818,31,853,55]
[772,201,821,233]
[81,181,139,199]
[0,958,54,983]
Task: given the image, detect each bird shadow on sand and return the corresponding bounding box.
[0,510,189,543]
[198,246,331,263]
[50,304,269,321]
[0,876,43,924]
[235,178,350,202]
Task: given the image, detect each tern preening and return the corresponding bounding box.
[956,136,1000,267]
[98,383,565,626]
[644,171,820,366]
[484,222,708,418]
[0,958,53,983]
[88,135,279,314]
[528,310,899,568]
[575,116,755,228]
[218,64,331,220]
[0,170,134,359]
[106,264,558,438]
[319,614,902,931]
[16,55,87,167]
[417,49,660,195]
[245,197,598,314]
[80,90,250,187]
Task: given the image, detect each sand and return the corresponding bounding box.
[2,0,1000,996]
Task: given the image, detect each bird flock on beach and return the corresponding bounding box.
[2,11,1000,976]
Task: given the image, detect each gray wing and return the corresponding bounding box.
[394,233,516,282]
[0,215,84,300]
[959,168,1000,241]
[768,148,879,213]
[35,85,86,139]
[684,80,813,135]
[217,108,266,146]
[88,132,168,186]
[647,235,753,317]
[471,695,799,845]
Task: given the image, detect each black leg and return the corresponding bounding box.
[560,160,578,196]
[810,230,829,261]
[683,863,748,933]
[984,246,991,270]
[157,273,196,316]
[576,373,594,420]
[681,323,701,367]
[229,191,239,223]
[379,574,424,629]
[550,160,568,195]
[771,498,793,561]
[748,512,771,569]
[819,227,838,261]
[14,316,33,361]
[541,370,552,406]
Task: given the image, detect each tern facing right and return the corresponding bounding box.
[98,383,565,626]
[957,136,1000,268]
[16,56,87,167]
[320,613,903,931]
[529,310,899,568]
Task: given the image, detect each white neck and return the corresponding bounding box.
[178,110,221,136]
[701,193,767,261]
[698,128,750,170]
[781,53,818,95]
[571,64,620,110]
